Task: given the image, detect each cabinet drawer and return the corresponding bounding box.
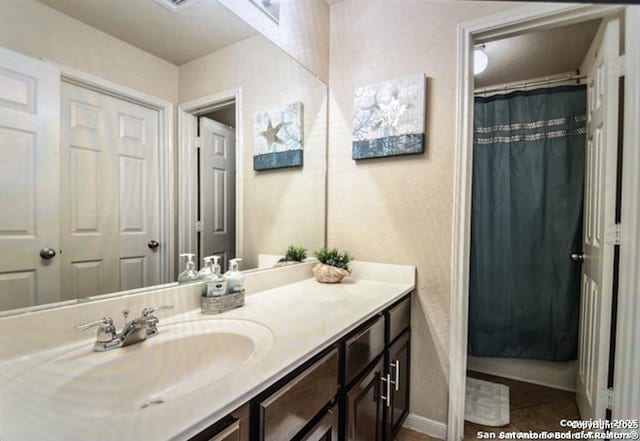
[259,349,339,441]
[344,314,385,385]
[388,296,411,343]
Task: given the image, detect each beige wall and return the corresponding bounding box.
[179,36,327,269]
[218,0,330,83]
[327,0,521,424]
[0,0,178,104]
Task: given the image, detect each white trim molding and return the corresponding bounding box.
[449,4,631,441]
[613,5,640,424]
[178,88,244,261]
[403,414,447,440]
[47,62,176,285]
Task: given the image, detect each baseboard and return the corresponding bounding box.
[403,413,447,440]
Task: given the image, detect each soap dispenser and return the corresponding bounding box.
[208,256,228,296]
[225,258,245,293]
[178,253,200,284]
[198,256,215,296]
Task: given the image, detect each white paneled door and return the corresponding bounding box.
[199,117,236,270]
[60,83,161,298]
[0,48,61,310]
[577,18,621,420]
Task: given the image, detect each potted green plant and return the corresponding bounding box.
[313,248,353,283]
[275,245,307,267]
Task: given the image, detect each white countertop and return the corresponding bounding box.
[0,262,415,441]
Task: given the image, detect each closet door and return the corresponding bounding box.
[0,47,60,310]
[577,18,620,420]
[60,82,161,298]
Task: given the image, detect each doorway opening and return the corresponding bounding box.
[178,89,243,274]
[197,103,237,270]
[450,7,627,440]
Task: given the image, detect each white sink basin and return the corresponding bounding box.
[4,319,273,417]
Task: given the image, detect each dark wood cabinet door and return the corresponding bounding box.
[300,406,338,441]
[188,404,248,441]
[386,330,410,440]
[345,357,385,441]
[207,420,240,441]
[231,404,250,441]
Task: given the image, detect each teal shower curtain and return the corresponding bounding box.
[468,85,586,361]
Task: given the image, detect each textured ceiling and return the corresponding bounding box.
[35,0,258,65]
[475,19,601,88]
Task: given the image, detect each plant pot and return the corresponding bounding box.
[313,263,350,284]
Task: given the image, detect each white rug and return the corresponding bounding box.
[465,377,510,427]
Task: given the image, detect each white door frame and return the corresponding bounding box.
[45,62,176,285]
[449,4,638,440]
[177,88,243,262]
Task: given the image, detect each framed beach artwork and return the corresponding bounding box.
[352,74,427,160]
[253,102,304,171]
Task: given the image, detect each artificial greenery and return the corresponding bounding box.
[279,245,308,262]
[314,248,352,271]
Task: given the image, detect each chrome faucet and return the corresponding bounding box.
[75,305,174,352]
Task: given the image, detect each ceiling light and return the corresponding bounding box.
[474,48,488,75]
[154,0,200,13]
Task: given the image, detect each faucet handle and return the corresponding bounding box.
[74,317,117,344]
[141,304,174,317]
[74,317,114,331]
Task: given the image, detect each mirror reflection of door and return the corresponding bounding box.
[0,47,164,311]
[198,112,236,271]
[60,82,162,299]
[0,48,61,310]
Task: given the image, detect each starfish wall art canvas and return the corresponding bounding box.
[352,74,426,160]
[253,102,304,171]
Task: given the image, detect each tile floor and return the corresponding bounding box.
[464,371,580,440]
[395,371,580,441]
[395,427,439,441]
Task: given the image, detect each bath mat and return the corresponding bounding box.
[465,377,510,427]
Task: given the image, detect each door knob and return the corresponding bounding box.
[148,240,160,250]
[571,253,585,262]
[40,248,57,259]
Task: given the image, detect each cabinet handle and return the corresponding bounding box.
[380,374,392,408]
[390,360,400,392]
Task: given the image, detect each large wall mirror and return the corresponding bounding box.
[0,0,327,315]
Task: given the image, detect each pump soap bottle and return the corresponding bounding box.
[224,258,245,293]
[198,256,215,296]
[208,256,228,296]
[177,253,199,284]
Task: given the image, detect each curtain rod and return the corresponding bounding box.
[474,71,586,96]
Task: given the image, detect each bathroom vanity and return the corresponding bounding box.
[194,294,411,441]
[0,261,414,441]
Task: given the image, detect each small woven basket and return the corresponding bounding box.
[313,263,350,284]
